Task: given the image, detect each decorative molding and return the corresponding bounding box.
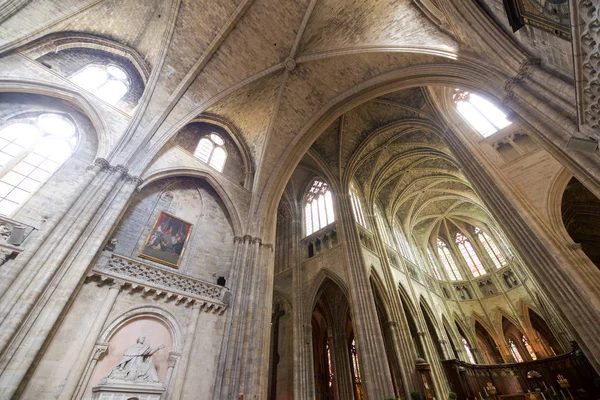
[89,253,229,314]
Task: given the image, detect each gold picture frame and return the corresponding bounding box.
[139,211,193,269]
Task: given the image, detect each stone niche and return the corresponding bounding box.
[85,317,173,400]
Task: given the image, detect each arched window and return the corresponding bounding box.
[426,246,442,280]
[349,184,367,228]
[326,341,334,387]
[70,64,130,105]
[455,232,486,277]
[438,239,462,281]
[350,338,361,383]
[0,114,77,216]
[374,204,393,246]
[462,337,477,364]
[454,90,511,138]
[194,133,227,172]
[475,227,507,268]
[509,338,524,363]
[304,180,335,236]
[393,221,414,261]
[522,336,537,360]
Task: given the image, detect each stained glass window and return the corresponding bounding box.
[194,133,227,172]
[304,180,335,236]
[70,64,129,105]
[326,342,334,387]
[522,336,537,360]
[350,339,361,382]
[454,90,511,138]
[427,246,442,280]
[394,221,414,261]
[349,184,367,228]
[438,239,462,280]
[475,227,507,269]
[0,114,77,216]
[509,338,524,363]
[455,232,486,277]
[462,337,476,364]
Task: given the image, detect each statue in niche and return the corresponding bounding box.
[101,336,165,384]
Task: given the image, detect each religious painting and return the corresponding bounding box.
[139,211,193,268]
[503,0,570,39]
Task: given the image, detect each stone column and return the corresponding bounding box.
[331,307,354,400]
[213,235,274,399]
[60,282,122,399]
[336,192,395,399]
[165,352,180,399]
[0,168,140,399]
[75,343,109,400]
[443,127,600,370]
[170,302,202,400]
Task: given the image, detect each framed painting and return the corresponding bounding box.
[139,211,193,268]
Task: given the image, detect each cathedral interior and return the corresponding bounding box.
[0,0,599,399]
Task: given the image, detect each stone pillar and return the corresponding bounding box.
[331,309,354,400]
[0,167,140,399]
[336,192,395,399]
[60,282,123,399]
[165,352,180,398]
[171,302,202,400]
[443,127,600,370]
[76,343,109,400]
[213,235,274,399]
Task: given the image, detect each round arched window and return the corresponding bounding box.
[0,113,77,216]
[70,64,130,105]
[193,133,227,172]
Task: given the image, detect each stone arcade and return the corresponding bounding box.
[0,0,599,399]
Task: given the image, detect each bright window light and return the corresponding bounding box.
[304,180,335,236]
[193,133,228,172]
[70,64,130,105]
[454,90,511,138]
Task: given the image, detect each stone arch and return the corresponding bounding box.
[306,270,350,320]
[139,168,243,237]
[0,80,110,159]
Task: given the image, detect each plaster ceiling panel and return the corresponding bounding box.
[204,70,284,165]
[296,0,456,56]
[414,197,459,219]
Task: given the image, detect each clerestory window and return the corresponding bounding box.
[0,114,77,216]
[455,232,486,277]
[194,133,228,172]
[349,184,367,228]
[304,180,335,236]
[475,227,507,269]
[70,64,130,105]
[438,238,462,281]
[454,90,511,138]
[426,246,442,280]
[374,204,393,247]
[393,221,414,261]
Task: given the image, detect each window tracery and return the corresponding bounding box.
[426,246,442,280]
[453,90,511,138]
[349,184,367,228]
[70,64,130,105]
[455,232,486,277]
[0,114,77,216]
[374,204,393,247]
[475,227,507,269]
[304,180,335,236]
[522,336,537,360]
[437,239,462,281]
[393,221,414,261]
[194,133,228,172]
[462,337,476,364]
[509,338,524,363]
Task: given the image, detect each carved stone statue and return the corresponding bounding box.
[102,336,165,384]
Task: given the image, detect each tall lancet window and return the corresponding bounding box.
[462,337,476,364]
[509,338,524,363]
[394,221,414,261]
[455,232,486,277]
[350,339,361,383]
[194,133,227,172]
[374,204,393,246]
[522,336,537,360]
[349,184,367,228]
[0,114,78,216]
[70,64,130,104]
[326,342,334,387]
[438,239,462,281]
[475,227,507,268]
[454,90,511,137]
[426,247,442,280]
[304,180,335,236]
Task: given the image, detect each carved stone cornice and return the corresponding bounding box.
[503,58,541,99]
[89,253,229,314]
